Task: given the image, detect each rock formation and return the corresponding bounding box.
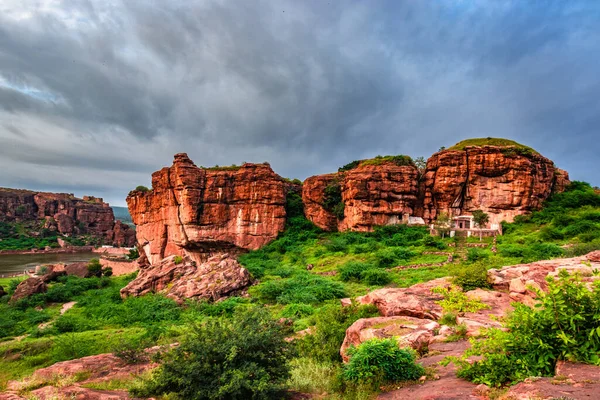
[420,142,570,226]
[0,188,135,247]
[303,158,420,231]
[303,139,570,230]
[9,277,47,304]
[126,153,286,266]
[120,254,251,302]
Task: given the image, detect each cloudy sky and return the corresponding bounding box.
[0,0,599,206]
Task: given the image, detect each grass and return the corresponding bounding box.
[338,155,415,172]
[446,137,539,154]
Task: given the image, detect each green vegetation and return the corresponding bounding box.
[134,185,150,192]
[432,286,490,313]
[87,258,112,277]
[0,221,59,250]
[446,137,539,155]
[342,339,424,387]
[339,155,415,172]
[132,307,293,400]
[323,180,345,219]
[444,271,600,386]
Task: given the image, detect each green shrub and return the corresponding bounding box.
[339,261,371,282]
[432,286,490,313]
[467,248,491,262]
[423,236,447,250]
[131,307,293,400]
[87,259,102,276]
[444,271,600,386]
[173,255,183,265]
[342,339,424,386]
[134,186,150,192]
[127,248,140,260]
[280,303,315,319]
[297,304,379,363]
[351,241,378,254]
[362,269,391,286]
[325,237,349,253]
[251,273,346,304]
[112,336,149,364]
[374,247,414,268]
[54,314,99,333]
[450,262,491,291]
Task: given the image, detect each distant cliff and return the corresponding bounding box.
[0,188,135,248]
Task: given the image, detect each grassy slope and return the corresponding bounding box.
[1,182,599,393]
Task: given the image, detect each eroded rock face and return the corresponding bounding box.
[120,253,252,302]
[0,188,135,247]
[421,145,570,225]
[127,154,286,265]
[9,277,47,304]
[303,162,420,231]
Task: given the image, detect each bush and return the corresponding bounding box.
[432,286,490,313]
[127,248,140,260]
[132,307,293,400]
[362,269,391,286]
[374,247,415,268]
[251,273,346,304]
[342,339,424,386]
[339,261,371,282]
[466,248,490,262]
[173,255,183,265]
[87,259,103,277]
[445,271,600,386]
[297,304,379,363]
[112,336,149,364]
[451,262,491,291]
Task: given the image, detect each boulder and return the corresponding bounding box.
[356,278,451,319]
[65,262,92,278]
[120,253,252,302]
[9,277,47,304]
[340,316,439,362]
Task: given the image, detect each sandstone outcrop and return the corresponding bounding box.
[0,188,135,247]
[356,277,451,319]
[120,253,252,302]
[302,139,569,231]
[126,154,286,265]
[421,142,570,225]
[9,277,47,304]
[303,159,420,231]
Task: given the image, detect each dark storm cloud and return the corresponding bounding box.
[0,0,599,205]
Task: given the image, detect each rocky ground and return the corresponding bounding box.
[3,252,600,399]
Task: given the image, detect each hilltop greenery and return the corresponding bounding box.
[446,137,539,155]
[338,155,415,172]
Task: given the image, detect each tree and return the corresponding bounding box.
[434,212,451,238]
[132,307,294,400]
[414,156,427,175]
[472,210,490,242]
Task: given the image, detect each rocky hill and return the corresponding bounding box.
[0,188,135,248]
[127,139,569,267]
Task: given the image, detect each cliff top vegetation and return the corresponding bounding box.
[447,137,539,154]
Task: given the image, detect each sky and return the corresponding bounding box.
[0,0,599,206]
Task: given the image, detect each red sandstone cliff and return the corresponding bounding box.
[126,153,286,266]
[0,188,135,247]
[302,143,570,231]
[303,161,420,231]
[421,145,570,225]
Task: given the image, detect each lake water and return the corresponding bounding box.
[0,252,97,276]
